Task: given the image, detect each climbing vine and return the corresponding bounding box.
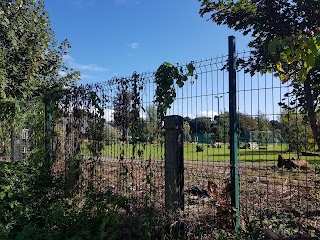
[154,62,196,126]
[49,83,108,191]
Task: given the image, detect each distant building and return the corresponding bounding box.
[12,128,30,162]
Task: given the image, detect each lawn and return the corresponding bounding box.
[88,142,320,164]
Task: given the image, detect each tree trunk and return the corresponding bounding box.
[303,77,320,151]
[126,129,129,147]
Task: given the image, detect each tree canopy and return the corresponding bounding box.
[198,0,320,150]
[199,0,320,75]
[0,0,79,103]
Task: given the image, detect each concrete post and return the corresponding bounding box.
[164,115,184,210]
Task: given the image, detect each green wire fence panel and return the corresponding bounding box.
[2,41,319,237]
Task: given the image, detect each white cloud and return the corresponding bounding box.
[130,42,139,49]
[199,110,218,118]
[80,74,96,80]
[186,110,218,119]
[74,64,108,72]
[104,109,114,122]
[186,113,195,119]
[63,54,108,72]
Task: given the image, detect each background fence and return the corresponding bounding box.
[1,42,320,236]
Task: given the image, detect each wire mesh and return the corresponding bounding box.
[236,52,320,230]
[2,50,319,235]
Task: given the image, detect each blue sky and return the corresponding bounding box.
[45,0,250,83]
[45,0,287,120]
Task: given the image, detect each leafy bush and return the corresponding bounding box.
[1,161,319,239]
[0,162,40,239]
[0,162,122,239]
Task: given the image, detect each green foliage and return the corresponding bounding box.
[269,33,320,83]
[199,0,320,75]
[144,104,160,143]
[0,162,41,239]
[0,161,129,239]
[0,100,17,121]
[189,117,213,134]
[154,62,196,125]
[198,0,320,150]
[0,0,79,120]
[254,112,271,144]
[86,116,106,156]
[110,73,145,143]
[238,113,258,139]
[215,112,230,143]
[183,121,191,141]
[281,111,314,153]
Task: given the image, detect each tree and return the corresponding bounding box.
[198,0,320,149]
[86,112,106,156]
[145,104,159,143]
[238,113,257,139]
[281,111,313,155]
[189,117,213,134]
[0,0,79,164]
[113,87,132,142]
[0,0,78,104]
[254,112,271,144]
[183,121,191,142]
[215,112,230,143]
[184,116,192,124]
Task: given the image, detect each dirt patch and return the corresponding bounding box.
[52,158,320,229]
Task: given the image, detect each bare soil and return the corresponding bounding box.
[52,158,320,230]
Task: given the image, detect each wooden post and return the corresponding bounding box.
[164,115,184,210]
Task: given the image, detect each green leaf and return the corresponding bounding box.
[164,62,173,67]
[9,201,15,209]
[279,73,288,83]
[308,138,314,144]
[280,52,287,61]
[186,63,195,76]
[0,192,6,200]
[305,53,316,67]
[268,40,278,54]
[297,71,307,82]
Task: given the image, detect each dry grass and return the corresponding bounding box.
[51,157,320,233]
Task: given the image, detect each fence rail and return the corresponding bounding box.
[1,43,319,236]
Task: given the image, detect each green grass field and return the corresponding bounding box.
[89,142,320,164]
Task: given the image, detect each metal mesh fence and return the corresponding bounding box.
[2,50,319,234]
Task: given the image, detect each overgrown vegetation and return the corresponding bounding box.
[1,0,320,239]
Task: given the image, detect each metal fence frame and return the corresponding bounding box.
[2,36,319,235]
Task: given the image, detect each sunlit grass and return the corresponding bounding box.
[86,142,320,164]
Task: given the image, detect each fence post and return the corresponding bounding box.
[228,35,240,231]
[44,97,52,168]
[164,115,184,210]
